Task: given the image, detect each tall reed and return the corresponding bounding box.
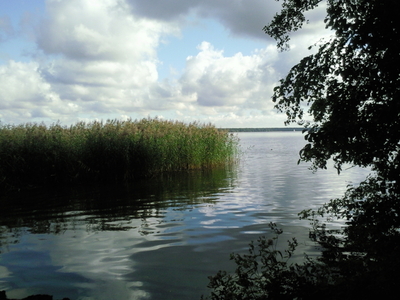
[0,118,239,192]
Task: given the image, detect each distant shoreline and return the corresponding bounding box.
[220,128,305,132]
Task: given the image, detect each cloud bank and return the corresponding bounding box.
[0,0,328,127]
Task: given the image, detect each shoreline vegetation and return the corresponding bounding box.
[0,118,239,193]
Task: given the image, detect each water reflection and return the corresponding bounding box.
[1,167,236,234]
[0,167,237,299]
[0,132,371,300]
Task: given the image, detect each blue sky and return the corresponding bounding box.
[0,0,327,127]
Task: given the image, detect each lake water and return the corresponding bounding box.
[0,132,370,300]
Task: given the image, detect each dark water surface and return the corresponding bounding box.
[0,132,370,300]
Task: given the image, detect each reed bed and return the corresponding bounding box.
[0,118,239,192]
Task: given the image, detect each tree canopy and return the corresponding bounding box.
[203,1,400,298]
[265,0,400,174]
[264,0,400,260]
[264,0,400,291]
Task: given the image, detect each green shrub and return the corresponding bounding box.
[202,221,400,300]
[201,223,321,300]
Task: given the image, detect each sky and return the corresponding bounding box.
[0,0,329,128]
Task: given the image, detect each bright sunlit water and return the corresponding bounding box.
[0,132,370,300]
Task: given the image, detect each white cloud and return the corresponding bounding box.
[36,0,175,61]
[180,42,279,109]
[31,0,180,119]
[0,60,76,123]
[0,0,329,127]
[0,61,45,107]
[35,0,177,92]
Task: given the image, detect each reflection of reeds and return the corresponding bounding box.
[0,118,239,191]
[0,166,238,236]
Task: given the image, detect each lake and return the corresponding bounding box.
[0,132,370,300]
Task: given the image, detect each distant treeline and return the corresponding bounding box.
[220,127,305,132]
